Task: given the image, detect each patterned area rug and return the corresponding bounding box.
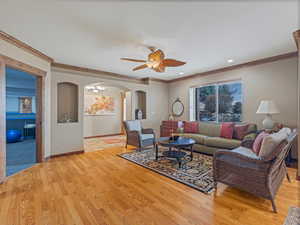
[283,207,300,225]
[119,148,214,194]
[84,135,126,152]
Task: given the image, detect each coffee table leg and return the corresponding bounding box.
[155,144,158,160]
[178,159,182,168]
[190,145,193,161]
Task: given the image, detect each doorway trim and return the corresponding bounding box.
[0,54,46,182]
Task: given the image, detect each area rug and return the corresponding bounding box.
[283,207,300,225]
[119,149,214,194]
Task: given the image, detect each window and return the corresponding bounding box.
[195,81,242,122]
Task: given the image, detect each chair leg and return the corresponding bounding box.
[286,172,291,183]
[271,199,277,213]
[214,181,218,197]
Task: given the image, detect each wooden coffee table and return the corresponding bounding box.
[156,137,196,168]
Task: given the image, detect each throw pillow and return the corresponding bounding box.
[220,122,234,139]
[258,128,290,158]
[184,121,198,133]
[233,124,249,140]
[252,131,269,155]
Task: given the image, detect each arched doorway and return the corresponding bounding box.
[83,82,132,152]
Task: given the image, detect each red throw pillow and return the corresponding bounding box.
[184,121,198,133]
[252,131,269,155]
[233,124,249,140]
[220,122,234,139]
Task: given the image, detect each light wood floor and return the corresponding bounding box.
[0,146,299,225]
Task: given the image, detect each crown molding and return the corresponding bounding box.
[293,29,300,50]
[52,62,145,84]
[0,31,53,63]
[141,77,168,84]
[168,51,298,83]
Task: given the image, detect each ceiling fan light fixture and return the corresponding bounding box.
[227,59,234,63]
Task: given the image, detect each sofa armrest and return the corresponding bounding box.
[142,128,155,134]
[127,130,141,143]
[241,133,257,149]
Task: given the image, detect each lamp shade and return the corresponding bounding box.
[256,100,280,114]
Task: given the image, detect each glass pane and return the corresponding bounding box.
[195,85,216,122]
[218,82,242,122]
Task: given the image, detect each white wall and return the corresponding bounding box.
[0,39,52,158]
[51,68,169,155]
[83,86,123,137]
[169,57,298,129]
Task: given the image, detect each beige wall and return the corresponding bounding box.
[169,57,298,129]
[83,86,123,137]
[51,68,169,155]
[0,39,52,160]
[298,50,300,176]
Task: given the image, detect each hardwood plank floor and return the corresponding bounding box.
[0,146,299,225]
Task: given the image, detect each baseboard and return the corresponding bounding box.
[84,133,123,139]
[49,150,84,159]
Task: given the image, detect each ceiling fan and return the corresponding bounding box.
[121,47,186,73]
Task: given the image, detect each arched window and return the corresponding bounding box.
[57,82,78,123]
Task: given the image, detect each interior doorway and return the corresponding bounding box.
[83,83,132,152]
[5,67,42,176]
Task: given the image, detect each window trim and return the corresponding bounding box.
[193,80,243,123]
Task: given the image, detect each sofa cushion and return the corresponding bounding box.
[176,133,207,145]
[198,122,221,137]
[247,123,257,134]
[193,144,219,155]
[204,137,241,149]
[252,131,269,155]
[232,146,260,160]
[140,134,154,140]
[184,121,198,133]
[220,122,234,139]
[259,128,291,158]
[233,124,249,140]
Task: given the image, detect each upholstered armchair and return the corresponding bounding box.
[123,120,156,150]
[213,131,297,213]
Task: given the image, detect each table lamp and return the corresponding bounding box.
[256,100,280,129]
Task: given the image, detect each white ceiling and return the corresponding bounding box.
[0,1,299,80]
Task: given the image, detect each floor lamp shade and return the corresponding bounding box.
[256,100,280,129]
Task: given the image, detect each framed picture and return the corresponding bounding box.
[84,93,115,116]
[19,97,33,114]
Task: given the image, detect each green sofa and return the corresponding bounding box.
[175,122,257,155]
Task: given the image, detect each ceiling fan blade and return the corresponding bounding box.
[133,64,148,71]
[162,59,186,67]
[148,49,165,62]
[121,58,147,63]
[153,63,165,72]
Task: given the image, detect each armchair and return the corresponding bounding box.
[213,131,297,213]
[123,120,156,150]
